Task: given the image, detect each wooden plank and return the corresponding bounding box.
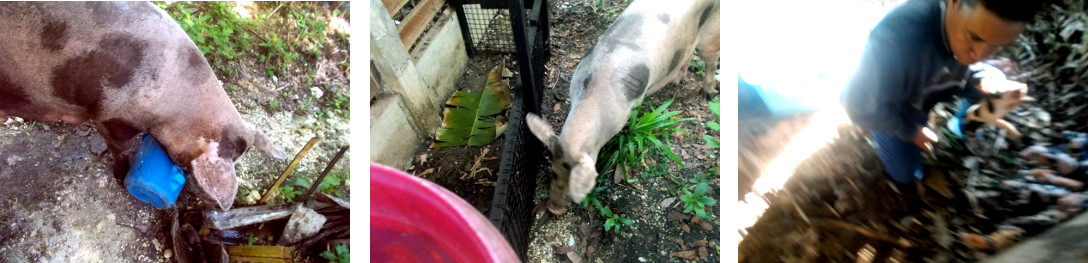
[229,256,290,263]
[383,0,411,16]
[397,0,447,50]
[225,245,294,263]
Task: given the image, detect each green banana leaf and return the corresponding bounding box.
[432,61,513,148]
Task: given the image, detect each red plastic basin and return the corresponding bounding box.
[370,163,519,263]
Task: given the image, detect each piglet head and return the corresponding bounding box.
[180,122,288,210]
[526,113,599,215]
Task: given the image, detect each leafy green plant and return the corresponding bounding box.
[432,62,513,148]
[278,185,303,203]
[680,180,717,220]
[689,56,706,77]
[580,186,607,209]
[320,244,350,263]
[598,99,694,179]
[156,1,255,75]
[258,32,299,77]
[600,206,634,234]
[702,98,720,149]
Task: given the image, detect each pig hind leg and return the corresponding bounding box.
[696,6,720,97]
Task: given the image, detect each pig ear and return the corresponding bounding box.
[526,113,562,155]
[191,141,238,211]
[246,122,288,160]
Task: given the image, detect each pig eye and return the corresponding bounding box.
[562,162,572,170]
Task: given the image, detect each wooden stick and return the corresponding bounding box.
[260,136,322,204]
[301,145,350,202]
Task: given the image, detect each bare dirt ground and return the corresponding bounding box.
[0,2,350,262]
[408,54,510,215]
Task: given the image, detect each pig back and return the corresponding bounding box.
[0,2,227,123]
[568,0,717,105]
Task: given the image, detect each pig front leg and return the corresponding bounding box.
[93,121,140,182]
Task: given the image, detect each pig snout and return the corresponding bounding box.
[191,141,238,211]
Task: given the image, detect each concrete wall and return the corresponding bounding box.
[369,0,468,169]
[413,11,469,107]
[370,94,424,169]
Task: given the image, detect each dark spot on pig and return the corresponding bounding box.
[699,5,715,27]
[0,74,33,112]
[102,118,140,142]
[619,64,650,100]
[658,14,670,24]
[184,47,213,86]
[582,73,594,92]
[218,126,250,162]
[51,34,146,112]
[668,49,684,72]
[40,20,69,52]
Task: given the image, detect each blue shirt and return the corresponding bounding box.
[840,0,988,141]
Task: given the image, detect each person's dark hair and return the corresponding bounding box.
[960,0,1046,23]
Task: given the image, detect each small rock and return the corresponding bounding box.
[91,140,107,155]
[566,252,583,263]
[660,197,677,208]
[164,249,172,259]
[311,87,324,98]
[277,205,327,245]
[698,246,708,259]
[5,155,23,166]
[554,245,573,254]
[638,257,648,262]
[567,236,575,247]
[243,190,261,205]
[680,222,691,233]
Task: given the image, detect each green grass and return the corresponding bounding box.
[276,169,348,203]
[597,99,694,180]
[702,97,720,149]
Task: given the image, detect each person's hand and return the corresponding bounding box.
[1031,169,1058,184]
[914,127,938,152]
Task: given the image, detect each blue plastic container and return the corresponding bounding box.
[124,134,186,208]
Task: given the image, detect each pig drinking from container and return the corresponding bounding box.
[526,0,719,215]
[0,2,288,210]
